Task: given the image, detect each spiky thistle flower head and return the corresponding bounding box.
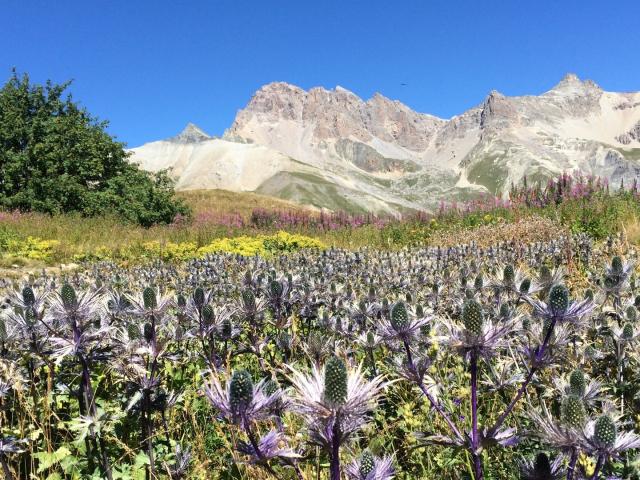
[594,415,616,448]
[441,299,516,359]
[525,284,595,325]
[561,395,586,428]
[346,450,395,480]
[324,356,348,407]
[582,411,640,458]
[286,360,388,449]
[390,302,409,331]
[463,299,484,336]
[569,370,586,397]
[203,370,281,425]
[142,286,157,310]
[378,302,431,345]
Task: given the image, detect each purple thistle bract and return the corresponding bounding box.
[236,429,300,463]
[204,370,281,425]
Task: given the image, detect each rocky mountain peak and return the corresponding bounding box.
[169,123,211,143]
[480,90,517,129]
[548,73,602,94]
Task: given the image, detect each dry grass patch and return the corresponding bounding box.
[429,216,568,248]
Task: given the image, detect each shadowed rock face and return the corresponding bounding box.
[335,139,419,173]
[617,121,640,145]
[131,74,640,214]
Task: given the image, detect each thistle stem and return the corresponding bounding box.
[470,351,483,480]
[329,421,341,480]
[243,416,282,479]
[0,454,14,480]
[403,340,464,442]
[488,317,557,437]
[566,448,578,480]
[591,454,604,480]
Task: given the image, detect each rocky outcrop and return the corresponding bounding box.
[169,123,211,143]
[616,121,640,145]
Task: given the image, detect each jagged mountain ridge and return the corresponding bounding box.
[130,74,640,214]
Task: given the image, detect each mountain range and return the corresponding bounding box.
[129,74,640,214]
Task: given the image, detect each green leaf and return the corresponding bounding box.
[33,446,72,473]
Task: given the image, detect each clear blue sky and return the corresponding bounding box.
[3,0,639,147]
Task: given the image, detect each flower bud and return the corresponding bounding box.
[622,323,634,340]
[143,287,157,310]
[561,395,586,428]
[359,450,375,477]
[594,415,616,448]
[61,284,77,311]
[519,278,531,295]
[548,285,569,316]
[22,286,35,307]
[503,264,515,284]
[611,256,623,273]
[463,299,483,336]
[569,370,586,397]
[324,356,348,407]
[390,302,409,331]
[193,287,205,308]
[229,370,254,413]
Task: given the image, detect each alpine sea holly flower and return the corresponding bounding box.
[526,284,595,327]
[129,286,173,320]
[480,359,524,392]
[441,299,516,360]
[235,287,267,321]
[103,289,132,323]
[0,435,28,480]
[601,256,634,296]
[347,299,379,327]
[165,444,191,480]
[286,357,387,480]
[528,401,585,453]
[610,322,640,343]
[520,320,572,369]
[581,414,640,477]
[204,369,281,426]
[8,285,48,319]
[345,450,395,480]
[552,369,603,406]
[378,301,431,345]
[46,283,104,326]
[535,265,565,293]
[488,264,530,297]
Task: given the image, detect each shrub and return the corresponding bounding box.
[0,70,189,226]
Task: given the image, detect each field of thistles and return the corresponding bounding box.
[2,225,640,479]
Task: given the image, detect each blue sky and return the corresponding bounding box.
[3,0,639,147]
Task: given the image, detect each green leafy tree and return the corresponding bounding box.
[0,70,189,226]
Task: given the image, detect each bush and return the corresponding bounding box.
[0,70,189,226]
